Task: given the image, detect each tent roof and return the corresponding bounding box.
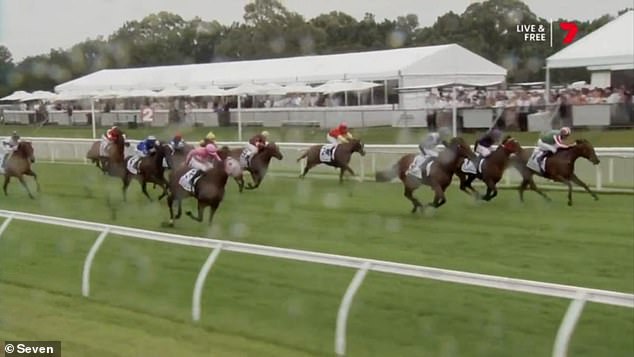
[55,44,506,93]
[547,10,634,69]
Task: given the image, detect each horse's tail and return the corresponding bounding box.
[375,162,399,182]
[296,149,308,162]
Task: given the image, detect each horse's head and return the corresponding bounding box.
[448,137,476,161]
[500,136,522,155]
[16,141,35,163]
[217,145,232,161]
[264,142,283,160]
[157,143,173,169]
[348,139,366,156]
[574,139,600,165]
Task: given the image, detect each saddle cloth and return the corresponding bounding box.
[179,169,200,193]
[406,155,434,179]
[319,144,337,163]
[239,148,251,169]
[0,152,10,174]
[127,155,142,174]
[527,149,546,174]
[99,141,110,157]
[461,157,485,175]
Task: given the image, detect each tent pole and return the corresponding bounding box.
[383,80,388,104]
[91,97,96,139]
[545,67,551,105]
[238,96,242,141]
[452,86,458,137]
[344,91,348,106]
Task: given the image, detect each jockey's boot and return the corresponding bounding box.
[190,170,204,188]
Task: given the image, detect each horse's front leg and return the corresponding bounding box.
[570,173,599,201]
[3,175,10,196]
[234,175,244,193]
[403,185,423,213]
[429,183,446,208]
[246,172,261,190]
[186,201,206,222]
[25,169,40,193]
[122,174,132,202]
[18,175,35,199]
[156,178,169,201]
[482,180,497,201]
[140,181,153,201]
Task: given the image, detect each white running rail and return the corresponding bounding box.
[0,209,632,356]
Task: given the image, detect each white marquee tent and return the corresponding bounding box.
[546,10,634,91]
[54,44,506,95]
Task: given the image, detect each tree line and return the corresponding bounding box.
[0,0,630,97]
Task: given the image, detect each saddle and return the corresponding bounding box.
[527,150,549,175]
[461,157,485,175]
[407,155,434,179]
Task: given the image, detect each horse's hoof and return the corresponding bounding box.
[567,201,572,206]
[593,196,599,201]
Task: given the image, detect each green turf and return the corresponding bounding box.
[2,123,633,146]
[0,162,632,356]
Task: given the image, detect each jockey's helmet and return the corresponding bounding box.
[490,128,502,140]
[560,127,571,137]
[206,131,216,140]
[174,132,182,140]
[147,135,157,141]
[438,127,451,139]
[261,130,270,138]
[11,131,19,140]
[339,122,348,129]
[205,143,218,155]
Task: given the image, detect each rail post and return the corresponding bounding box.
[192,243,224,322]
[81,227,110,297]
[595,165,602,190]
[335,262,371,356]
[0,214,15,239]
[552,292,588,357]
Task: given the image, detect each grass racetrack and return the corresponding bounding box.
[0,162,633,356]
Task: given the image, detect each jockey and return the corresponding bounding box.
[327,122,352,145]
[536,126,572,161]
[474,128,502,159]
[199,131,216,147]
[409,129,449,179]
[135,135,158,158]
[169,132,185,150]
[186,143,222,185]
[246,130,270,157]
[1,131,20,167]
[100,126,121,156]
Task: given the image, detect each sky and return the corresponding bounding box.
[0,0,632,61]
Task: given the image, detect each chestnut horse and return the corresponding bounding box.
[86,132,130,173]
[511,139,600,206]
[375,137,476,212]
[297,139,366,183]
[230,142,283,191]
[2,141,40,199]
[165,146,241,227]
[456,136,522,201]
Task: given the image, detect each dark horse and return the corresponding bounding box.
[86,132,130,173]
[230,142,283,191]
[165,146,238,227]
[375,137,476,212]
[168,142,195,169]
[456,136,522,201]
[297,139,366,183]
[2,141,40,199]
[122,143,173,201]
[511,139,600,206]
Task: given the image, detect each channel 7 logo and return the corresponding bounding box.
[559,22,579,44]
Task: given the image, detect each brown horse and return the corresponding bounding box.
[297,139,366,183]
[122,143,173,201]
[375,137,476,212]
[456,136,522,201]
[169,142,195,169]
[2,141,40,199]
[230,142,283,191]
[86,132,130,173]
[165,146,237,227]
[511,139,600,206]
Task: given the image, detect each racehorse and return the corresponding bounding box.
[86,132,130,173]
[2,141,40,199]
[165,146,240,227]
[511,139,600,206]
[122,143,173,201]
[456,136,522,201]
[297,139,366,183]
[230,142,283,191]
[375,137,476,212]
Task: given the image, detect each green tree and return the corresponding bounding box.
[0,45,15,97]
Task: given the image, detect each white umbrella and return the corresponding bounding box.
[186,86,228,97]
[53,91,96,101]
[282,82,319,93]
[313,79,381,94]
[155,87,188,97]
[20,90,58,102]
[116,89,159,98]
[0,90,32,101]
